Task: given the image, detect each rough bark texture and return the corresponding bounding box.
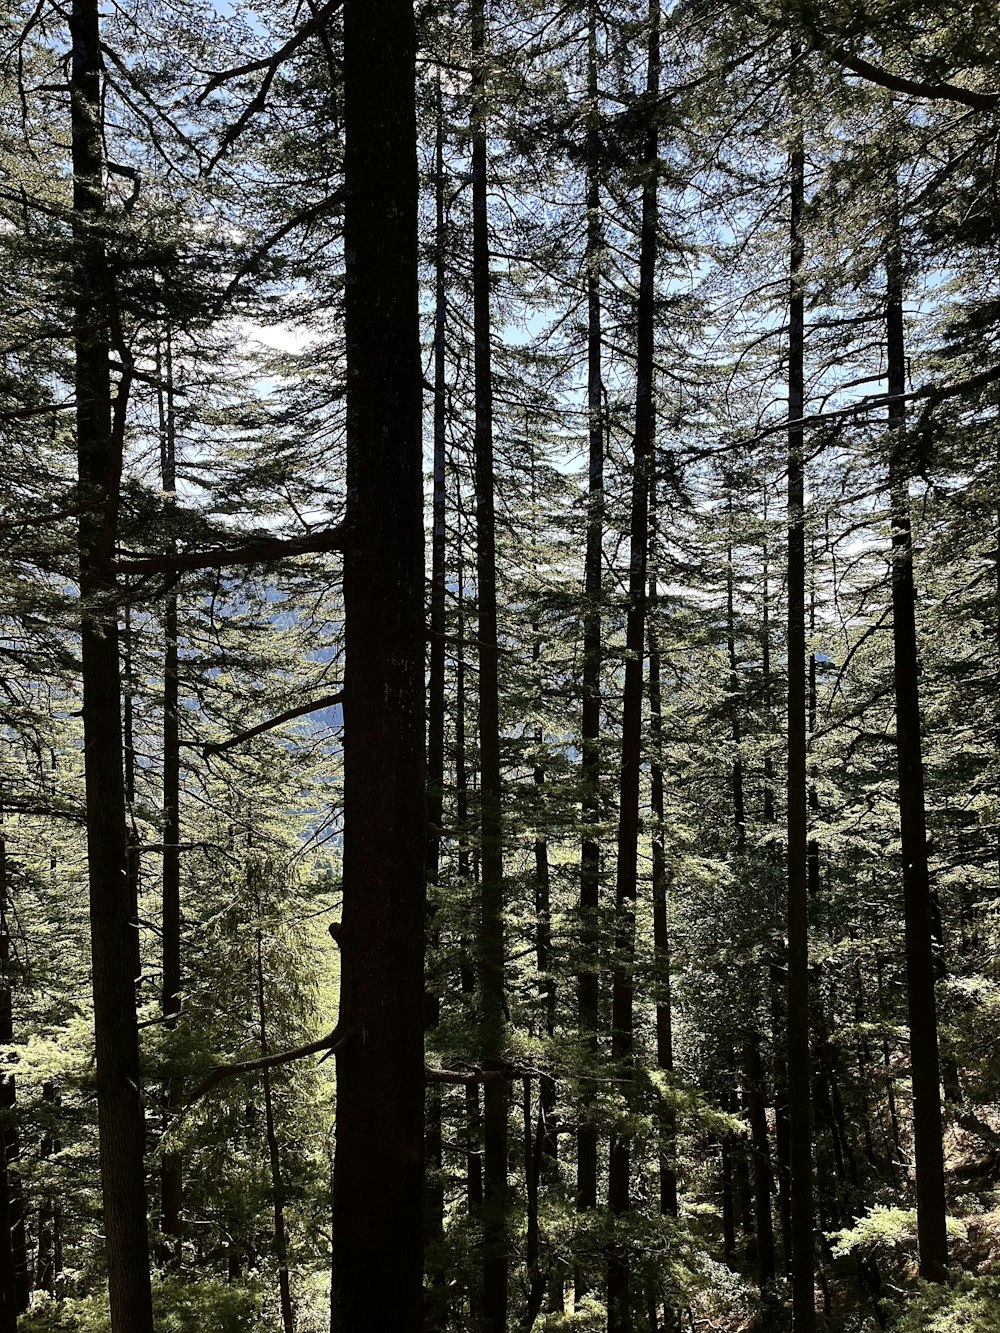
[329,0,426,1325]
[607,7,659,1328]
[885,209,948,1284]
[786,130,816,1333]
[71,3,155,1328]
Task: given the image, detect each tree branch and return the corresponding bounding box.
[114,523,344,577]
[203,690,343,756]
[822,43,999,111]
[187,1023,350,1102]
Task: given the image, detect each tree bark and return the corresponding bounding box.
[329,0,426,1325]
[425,67,448,1270]
[786,128,815,1333]
[0,827,27,1333]
[577,0,604,1245]
[744,1034,776,1287]
[608,6,659,1328]
[885,200,948,1284]
[256,927,294,1333]
[471,1,509,1326]
[648,479,677,1220]
[158,327,183,1269]
[71,3,155,1328]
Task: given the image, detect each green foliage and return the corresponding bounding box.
[22,1278,264,1333]
[887,1274,1000,1333]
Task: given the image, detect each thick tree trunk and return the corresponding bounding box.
[607,7,659,1329]
[471,0,509,1326]
[577,0,604,1245]
[885,208,948,1284]
[329,0,426,1325]
[786,130,815,1333]
[71,4,154,1328]
[158,328,183,1268]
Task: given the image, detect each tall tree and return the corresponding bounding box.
[71,2,155,1327]
[608,4,659,1328]
[471,0,509,1325]
[577,0,605,1246]
[329,0,426,1324]
[885,189,948,1284]
[786,125,815,1333]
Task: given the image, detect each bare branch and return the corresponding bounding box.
[203,690,343,756]
[113,523,344,578]
[187,1023,349,1102]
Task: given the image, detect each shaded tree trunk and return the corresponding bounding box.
[885,202,948,1284]
[424,67,448,1272]
[255,928,294,1333]
[158,327,183,1269]
[577,0,604,1268]
[329,0,426,1325]
[608,7,659,1329]
[744,1034,776,1287]
[786,128,815,1333]
[648,479,677,1220]
[0,828,27,1333]
[71,3,154,1328]
[470,1,509,1327]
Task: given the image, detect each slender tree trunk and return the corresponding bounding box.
[885,203,948,1284]
[470,1,508,1326]
[577,0,604,1262]
[71,4,154,1328]
[648,481,677,1220]
[744,1034,776,1287]
[786,129,815,1333]
[721,1119,737,1271]
[330,0,426,1324]
[608,8,659,1329]
[425,68,448,1272]
[763,540,792,1280]
[158,328,183,1268]
[456,558,484,1231]
[35,1082,60,1296]
[0,828,27,1333]
[256,928,294,1333]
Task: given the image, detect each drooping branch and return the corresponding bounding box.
[114,523,344,578]
[824,43,999,111]
[187,1023,350,1102]
[203,690,343,757]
